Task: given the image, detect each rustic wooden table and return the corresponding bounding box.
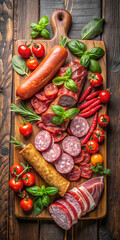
[0,0,120,239]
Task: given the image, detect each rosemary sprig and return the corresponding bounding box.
[90,163,111,176]
[11,101,41,122]
[10,136,23,147]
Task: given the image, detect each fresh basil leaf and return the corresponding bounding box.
[41,185,46,192]
[51,105,65,116]
[42,194,50,207]
[64,108,80,119]
[63,67,72,78]
[26,186,43,196]
[80,55,90,68]
[88,47,105,59]
[64,79,79,92]
[30,23,42,31]
[30,31,39,39]
[52,116,64,126]
[12,55,28,75]
[33,197,44,216]
[67,40,87,56]
[38,16,49,29]
[45,187,59,196]
[41,29,50,39]
[81,18,105,40]
[52,77,64,86]
[89,59,101,73]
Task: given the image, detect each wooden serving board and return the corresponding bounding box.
[14,9,107,220]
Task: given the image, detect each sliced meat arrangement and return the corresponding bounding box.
[49,177,104,230]
[35,130,52,152]
[31,96,47,114]
[66,166,81,181]
[55,153,74,174]
[42,144,62,163]
[70,116,90,138]
[79,151,90,165]
[79,164,93,179]
[73,149,85,164]
[62,136,81,157]
[52,132,67,143]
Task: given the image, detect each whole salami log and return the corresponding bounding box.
[16,45,68,100]
[58,61,87,107]
[20,143,70,196]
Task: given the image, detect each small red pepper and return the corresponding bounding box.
[79,86,92,103]
[85,90,101,100]
[79,105,102,118]
[79,97,99,110]
[81,99,101,113]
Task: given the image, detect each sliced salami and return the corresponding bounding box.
[79,164,93,179]
[79,151,90,165]
[70,116,90,138]
[49,202,72,230]
[35,90,48,101]
[78,186,95,212]
[31,96,47,114]
[70,187,85,214]
[52,132,67,143]
[62,136,81,157]
[55,153,74,174]
[64,191,83,218]
[73,149,85,164]
[44,83,58,98]
[42,144,62,163]
[35,130,52,152]
[66,166,81,181]
[75,187,90,214]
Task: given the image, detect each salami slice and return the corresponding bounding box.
[62,136,81,157]
[70,116,90,138]
[42,144,62,163]
[64,191,83,218]
[44,83,58,98]
[49,202,72,230]
[35,130,52,152]
[79,151,90,165]
[78,186,96,212]
[75,187,90,214]
[31,96,47,114]
[69,188,85,214]
[35,90,48,101]
[79,164,93,179]
[55,153,74,174]
[66,166,81,181]
[52,132,67,142]
[73,150,85,164]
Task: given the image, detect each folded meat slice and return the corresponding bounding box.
[77,186,95,212]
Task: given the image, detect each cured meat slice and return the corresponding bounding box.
[79,164,93,179]
[35,130,52,152]
[77,186,95,212]
[44,83,58,98]
[55,153,74,174]
[52,132,67,142]
[56,199,78,224]
[67,126,73,135]
[62,136,81,157]
[31,96,47,114]
[58,61,87,107]
[66,166,81,181]
[64,191,83,218]
[73,149,85,164]
[79,151,90,165]
[35,90,48,101]
[70,116,90,138]
[70,187,87,214]
[42,144,62,163]
[49,202,72,230]
[76,187,90,213]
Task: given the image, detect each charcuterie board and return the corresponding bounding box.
[13,9,107,220]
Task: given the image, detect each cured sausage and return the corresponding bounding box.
[35,90,48,101]
[79,151,90,165]
[52,132,67,142]
[55,153,74,174]
[62,136,81,157]
[20,143,70,196]
[42,144,62,163]
[79,163,93,179]
[44,83,58,98]
[66,166,81,181]
[73,149,85,164]
[31,96,48,114]
[64,191,83,218]
[35,130,52,152]
[70,116,90,138]
[16,45,68,100]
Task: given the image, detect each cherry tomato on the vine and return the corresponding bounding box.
[26,58,38,70]
[85,140,99,154]
[91,153,103,166]
[89,73,103,87]
[20,198,33,211]
[9,178,23,192]
[98,114,110,127]
[32,43,45,58]
[99,90,111,103]
[22,173,35,187]
[93,129,104,143]
[19,122,32,136]
[10,164,24,178]
[17,190,27,199]
[18,43,31,58]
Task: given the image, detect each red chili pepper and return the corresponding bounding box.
[79,97,98,110]
[79,105,102,118]
[85,90,100,100]
[81,113,98,146]
[81,99,101,113]
[79,86,92,103]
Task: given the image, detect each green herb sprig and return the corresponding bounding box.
[12,55,29,76]
[30,16,50,39]
[90,163,111,176]
[81,18,105,40]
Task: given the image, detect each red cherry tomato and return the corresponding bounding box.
[26,58,38,70]
[98,114,110,127]
[85,140,99,154]
[10,164,24,178]
[89,73,103,87]
[17,190,27,199]
[20,198,33,211]
[99,90,111,103]
[18,44,31,58]
[19,123,32,136]
[32,43,45,58]
[22,173,35,186]
[9,178,23,192]
[93,129,104,143]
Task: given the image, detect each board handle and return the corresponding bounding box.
[51,9,72,41]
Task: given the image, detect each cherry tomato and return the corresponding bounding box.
[19,123,32,136]
[91,153,103,166]
[18,44,31,58]
[17,190,27,199]
[26,58,38,70]
[98,114,110,127]
[85,140,99,154]
[9,178,23,192]
[93,129,104,143]
[32,43,45,58]
[22,173,35,186]
[10,164,24,178]
[20,198,33,211]
[89,73,103,87]
[99,90,111,103]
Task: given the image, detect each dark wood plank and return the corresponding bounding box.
[99,0,120,239]
[18,220,39,240]
[39,222,65,240]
